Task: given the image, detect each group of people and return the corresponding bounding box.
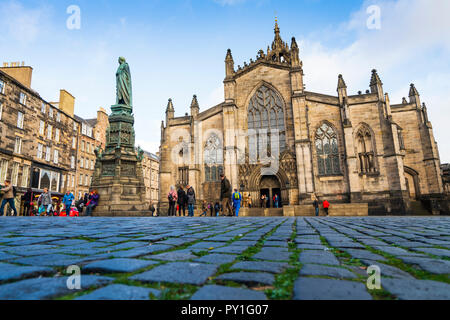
[167,174,243,217]
[0,178,99,217]
[259,193,281,208]
[312,195,330,216]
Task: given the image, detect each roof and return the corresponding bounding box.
[143,150,159,161]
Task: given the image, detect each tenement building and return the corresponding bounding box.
[142,151,160,208]
[159,22,448,215]
[0,62,107,214]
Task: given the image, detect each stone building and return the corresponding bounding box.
[442,164,450,195]
[142,151,160,208]
[0,63,107,214]
[159,22,447,216]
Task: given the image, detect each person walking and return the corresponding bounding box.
[220,174,232,216]
[186,185,196,217]
[260,194,266,208]
[149,201,156,217]
[232,188,242,217]
[37,188,52,216]
[177,186,187,217]
[62,191,75,217]
[200,200,208,217]
[312,196,320,217]
[21,188,33,216]
[85,190,99,216]
[214,202,221,217]
[0,180,18,217]
[248,195,253,208]
[323,199,330,216]
[273,194,279,208]
[168,186,177,217]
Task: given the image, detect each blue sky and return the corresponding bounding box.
[1,0,449,162]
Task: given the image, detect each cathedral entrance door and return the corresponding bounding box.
[260,175,281,208]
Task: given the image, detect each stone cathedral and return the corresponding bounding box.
[159,22,447,216]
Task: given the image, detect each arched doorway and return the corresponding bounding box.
[259,175,281,208]
[404,167,420,200]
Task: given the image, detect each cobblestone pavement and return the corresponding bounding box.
[0,217,449,300]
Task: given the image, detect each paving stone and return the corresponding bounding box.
[11,254,85,267]
[397,256,450,274]
[233,240,259,246]
[253,247,291,261]
[193,254,237,265]
[187,242,226,249]
[300,264,356,279]
[294,238,322,245]
[263,241,289,247]
[0,275,113,300]
[359,260,415,279]
[0,263,54,282]
[297,244,327,250]
[157,238,192,246]
[83,258,158,273]
[149,250,197,261]
[343,249,388,262]
[210,246,249,254]
[411,247,450,258]
[231,261,289,273]
[372,246,427,257]
[191,285,267,300]
[299,250,340,266]
[76,284,160,300]
[293,278,372,300]
[0,251,20,260]
[130,262,217,285]
[216,272,275,286]
[381,278,450,300]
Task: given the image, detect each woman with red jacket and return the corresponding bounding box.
[323,200,330,216]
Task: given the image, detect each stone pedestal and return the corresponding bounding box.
[91,106,150,216]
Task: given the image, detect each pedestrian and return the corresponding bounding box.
[312,195,319,217]
[0,180,18,217]
[232,188,242,217]
[200,200,208,217]
[323,199,330,216]
[214,202,221,217]
[248,195,253,208]
[186,185,196,217]
[167,186,177,217]
[266,195,270,208]
[85,190,99,216]
[209,202,214,217]
[75,196,85,215]
[220,173,233,216]
[37,188,52,216]
[149,201,156,217]
[260,194,266,208]
[62,190,75,217]
[21,188,33,216]
[177,186,187,217]
[274,194,279,208]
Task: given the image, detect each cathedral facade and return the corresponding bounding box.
[159,23,447,215]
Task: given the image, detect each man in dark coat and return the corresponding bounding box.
[177,186,187,217]
[220,174,233,216]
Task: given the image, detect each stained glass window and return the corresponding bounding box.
[315,123,341,175]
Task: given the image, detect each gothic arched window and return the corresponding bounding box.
[315,123,341,175]
[356,125,376,174]
[204,134,223,182]
[248,85,286,158]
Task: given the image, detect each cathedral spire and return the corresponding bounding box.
[272,18,284,50]
[190,94,199,117]
[291,37,300,67]
[409,83,420,106]
[225,49,235,78]
[337,74,347,89]
[370,69,384,99]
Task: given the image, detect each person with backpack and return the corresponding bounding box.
[168,186,177,217]
[0,180,18,216]
[232,188,242,217]
[214,202,221,217]
[37,188,52,216]
[177,186,187,217]
[62,191,75,217]
[186,185,196,217]
[323,199,330,216]
[312,195,320,217]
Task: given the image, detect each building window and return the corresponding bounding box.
[0,102,3,120]
[53,150,59,164]
[0,80,5,94]
[81,141,85,152]
[19,92,27,105]
[39,121,45,135]
[17,112,24,129]
[85,174,89,186]
[247,85,286,158]
[61,174,65,189]
[178,167,189,187]
[79,174,83,185]
[73,122,78,131]
[11,162,19,186]
[80,157,84,168]
[21,165,29,187]
[14,137,22,154]
[204,134,223,182]
[55,128,60,142]
[315,123,341,176]
[356,125,377,174]
[86,142,90,153]
[41,103,46,114]
[72,137,76,149]
[72,175,75,188]
[0,159,8,181]
[82,123,87,135]
[37,143,43,159]
[56,112,61,122]
[49,108,53,118]
[90,159,94,170]
[47,124,52,140]
[71,156,75,169]
[45,146,51,162]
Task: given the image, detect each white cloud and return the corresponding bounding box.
[213,0,247,6]
[136,139,160,154]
